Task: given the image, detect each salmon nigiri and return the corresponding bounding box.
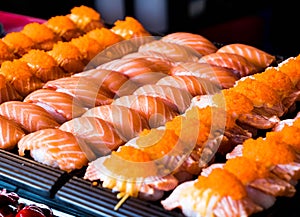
[24,89,87,124]
[199,52,261,77]
[43,76,114,108]
[138,40,201,63]
[156,75,208,97]
[18,128,88,172]
[73,68,138,97]
[216,43,276,69]
[96,57,161,78]
[82,104,150,141]
[133,84,193,113]
[161,32,218,56]
[0,101,60,133]
[59,116,125,158]
[170,62,238,89]
[0,115,25,150]
[112,95,179,128]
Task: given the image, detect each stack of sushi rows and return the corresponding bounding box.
[1,4,300,217]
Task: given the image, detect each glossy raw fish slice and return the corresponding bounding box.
[129,72,169,86]
[59,116,125,159]
[112,95,179,128]
[0,115,25,150]
[133,84,193,113]
[123,50,176,64]
[199,52,260,77]
[0,101,60,133]
[82,104,150,141]
[156,75,208,96]
[43,76,114,107]
[96,57,156,78]
[122,51,175,74]
[18,128,89,172]
[217,43,276,69]
[138,40,201,62]
[170,62,238,89]
[73,68,138,97]
[161,32,218,55]
[0,74,23,103]
[24,89,87,124]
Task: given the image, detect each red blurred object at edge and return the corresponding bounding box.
[0,11,46,33]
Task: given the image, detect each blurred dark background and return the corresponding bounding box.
[0,0,299,58]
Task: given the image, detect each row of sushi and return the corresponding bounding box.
[161,108,300,216]
[0,32,279,155]
[0,5,105,61]
[0,5,152,101]
[0,29,278,106]
[80,53,300,216]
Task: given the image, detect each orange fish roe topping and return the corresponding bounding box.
[292,118,300,128]
[113,146,152,162]
[86,27,124,48]
[136,128,180,160]
[233,77,281,108]
[213,89,254,117]
[0,40,15,64]
[185,106,229,144]
[48,41,82,60]
[70,35,104,62]
[224,156,270,184]
[21,49,59,69]
[242,137,296,167]
[21,22,57,44]
[2,32,35,57]
[253,67,294,99]
[278,57,300,87]
[47,15,78,33]
[68,5,104,32]
[111,16,151,40]
[70,5,101,21]
[266,126,300,152]
[165,114,200,145]
[195,168,247,200]
[0,59,33,81]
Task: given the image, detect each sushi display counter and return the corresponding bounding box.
[1,6,300,217]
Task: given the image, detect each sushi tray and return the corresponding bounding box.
[1,7,300,217]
